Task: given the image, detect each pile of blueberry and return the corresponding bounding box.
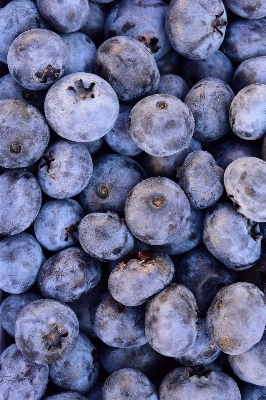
[1,0,266,398]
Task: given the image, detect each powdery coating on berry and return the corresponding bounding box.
[15,299,79,364]
[0,233,44,294]
[159,368,241,400]
[184,78,234,141]
[49,333,99,393]
[125,177,191,245]
[221,19,266,64]
[145,284,198,357]
[0,169,42,236]
[78,212,134,261]
[34,199,85,252]
[206,282,266,355]
[233,57,266,93]
[155,74,189,101]
[94,36,160,102]
[36,0,90,33]
[37,139,93,199]
[44,72,119,142]
[0,344,49,400]
[102,368,158,400]
[224,0,266,19]
[104,0,171,60]
[165,0,227,60]
[203,201,262,270]
[38,247,102,302]
[228,331,266,386]
[0,0,46,63]
[91,291,147,348]
[108,251,175,306]
[175,318,221,367]
[229,84,266,140]
[0,292,42,337]
[79,154,145,216]
[224,157,266,222]
[44,393,87,400]
[178,150,224,209]
[0,99,50,168]
[7,29,69,90]
[130,94,194,157]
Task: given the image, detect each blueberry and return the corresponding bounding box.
[91,291,147,348]
[44,72,119,142]
[0,169,42,236]
[86,383,104,400]
[156,47,181,76]
[7,29,70,90]
[155,74,189,101]
[125,177,191,245]
[80,1,107,46]
[223,0,266,19]
[15,299,79,364]
[0,99,50,168]
[44,393,88,400]
[0,344,49,400]
[232,56,266,93]
[37,139,93,199]
[240,382,266,400]
[145,284,198,357]
[206,282,266,355]
[129,94,195,156]
[165,0,227,60]
[84,137,104,155]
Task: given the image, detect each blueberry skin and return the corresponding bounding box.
[34,199,85,252]
[108,250,175,306]
[84,137,104,155]
[155,74,189,101]
[175,318,221,367]
[0,169,42,236]
[38,139,93,199]
[94,36,160,103]
[206,282,266,355]
[211,139,260,171]
[0,344,49,400]
[38,247,102,303]
[0,0,46,64]
[79,154,145,216]
[91,291,147,348]
[59,32,97,75]
[78,212,134,261]
[49,333,99,394]
[181,50,234,88]
[178,150,224,209]
[203,201,262,270]
[156,47,181,76]
[80,1,107,45]
[86,383,104,400]
[44,72,119,142]
[104,0,171,60]
[229,84,266,140]
[130,94,195,157]
[221,19,266,64]
[36,0,90,33]
[0,99,50,168]
[15,299,79,364]
[105,104,142,157]
[224,157,266,222]
[184,78,234,141]
[0,292,42,337]
[99,342,166,378]
[176,247,237,316]
[240,382,266,400]
[44,394,88,400]
[102,368,158,400]
[233,57,266,93]
[0,233,44,294]
[165,0,227,60]
[145,284,198,357]
[125,177,191,245]
[159,368,241,400]
[224,0,266,19]
[7,29,70,90]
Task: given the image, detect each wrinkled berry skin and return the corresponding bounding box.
[94,36,160,102]
[0,169,42,236]
[7,29,69,91]
[44,72,119,142]
[206,282,266,355]
[15,299,79,364]
[166,0,227,60]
